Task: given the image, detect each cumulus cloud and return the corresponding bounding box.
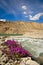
[29,13,43,20]
[22,5,27,10]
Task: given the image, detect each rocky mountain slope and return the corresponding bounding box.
[0,21,43,38]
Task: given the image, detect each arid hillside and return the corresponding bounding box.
[0,21,43,38]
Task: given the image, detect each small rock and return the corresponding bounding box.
[26,60,39,65]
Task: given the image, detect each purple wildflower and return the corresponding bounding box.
[1,40,31,61]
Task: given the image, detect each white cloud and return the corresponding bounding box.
[22,5,27,10]
[23,11,27,14]
[0,19,6,22]
[29,13,43,20]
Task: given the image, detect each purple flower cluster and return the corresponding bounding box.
[1,40,31,60]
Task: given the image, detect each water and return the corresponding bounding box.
[0,36,43,58]
[5,36,43,58]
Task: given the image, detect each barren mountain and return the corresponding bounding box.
[0,21,43,38]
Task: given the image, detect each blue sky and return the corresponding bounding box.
[0,0,43,22]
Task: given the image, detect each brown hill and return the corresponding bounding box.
[0,21,43,38]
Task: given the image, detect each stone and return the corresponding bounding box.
[20,57,39,65]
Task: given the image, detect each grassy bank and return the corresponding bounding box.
[0,34,23,36]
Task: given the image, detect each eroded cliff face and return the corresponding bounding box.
[0,21,43,38]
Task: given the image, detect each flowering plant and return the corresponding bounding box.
[1,40,31,61]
